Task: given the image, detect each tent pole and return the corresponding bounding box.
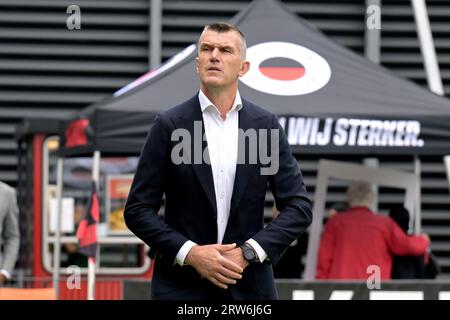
[412,0,447,237]
[52,156,64,299]
[364,0,381,212]
[149,0,162,69]
[414,155,422,234]
[363,158,379,212]
[444,156,450,203]
[87,150,101,300]
[17,139,23,217]
[304,166,328,280]
[364,0,381,64]
[411,0,445,95]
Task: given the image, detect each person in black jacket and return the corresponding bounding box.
[124,23,312,300]
[389,205,439,279]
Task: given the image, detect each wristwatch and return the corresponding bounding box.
[240,243,258,264]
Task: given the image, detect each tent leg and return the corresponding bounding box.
[304,166,328,280]
[87,150,101,301]
[413,155,422,234]
[52,156,64,300]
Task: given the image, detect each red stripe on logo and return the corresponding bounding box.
[259,67,305,80]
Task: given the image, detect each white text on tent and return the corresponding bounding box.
[280,117,424,147]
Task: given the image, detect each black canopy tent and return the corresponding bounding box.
[60,0,450,157]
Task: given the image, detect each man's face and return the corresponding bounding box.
[195,30,249,90]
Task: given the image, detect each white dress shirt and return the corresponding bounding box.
[174,90,267,266]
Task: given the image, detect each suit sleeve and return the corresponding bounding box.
[316,219,336,279]
[387,218,428,256]
[251,115,313,266]
[1,188,20,276]
[124,114,189,263]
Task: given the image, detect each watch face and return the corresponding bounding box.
[244,248,255,261]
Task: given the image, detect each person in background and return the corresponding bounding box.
[316,181,429,280]
[0,181,20,286]
[61,204,88,268]
[389,205,440,279]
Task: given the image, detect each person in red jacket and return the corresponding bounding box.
[316,181,429,280]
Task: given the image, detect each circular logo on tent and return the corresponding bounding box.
[240,42,331,96]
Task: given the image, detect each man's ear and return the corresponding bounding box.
[239,60,250,77]
[195,57,200,74]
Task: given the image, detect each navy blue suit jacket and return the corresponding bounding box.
[124,94,312,300]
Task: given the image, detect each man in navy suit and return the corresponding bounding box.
[124,23,312,300]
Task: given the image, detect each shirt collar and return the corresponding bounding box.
[198,89,243,114]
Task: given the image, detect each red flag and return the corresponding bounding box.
[65,119,89,148]
[76,182,99,258]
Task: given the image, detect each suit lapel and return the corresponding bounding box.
[229,102,257,220]
[176,95,217,215]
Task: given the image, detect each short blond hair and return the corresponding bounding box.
[346,181,374,208]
